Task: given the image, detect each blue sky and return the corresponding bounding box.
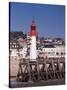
[10,2,65,38]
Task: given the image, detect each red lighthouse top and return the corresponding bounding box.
[30,19,37,36]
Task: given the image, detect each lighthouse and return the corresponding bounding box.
[30,19,37,61]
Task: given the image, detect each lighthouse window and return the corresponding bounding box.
[61,52,63,55]
[15,45,16,48]
[56,52,59,55]
[48,52,50,54]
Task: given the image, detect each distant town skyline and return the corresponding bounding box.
[10,2,65,38]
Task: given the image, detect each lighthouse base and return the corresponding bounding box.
[30,36,37,61]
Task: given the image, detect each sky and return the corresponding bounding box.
[10,2,65,38]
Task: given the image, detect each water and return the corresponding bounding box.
[10,78,65,88]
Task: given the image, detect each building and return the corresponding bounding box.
[37,44,65,59]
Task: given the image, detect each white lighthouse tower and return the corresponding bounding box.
[30,19,37,61]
